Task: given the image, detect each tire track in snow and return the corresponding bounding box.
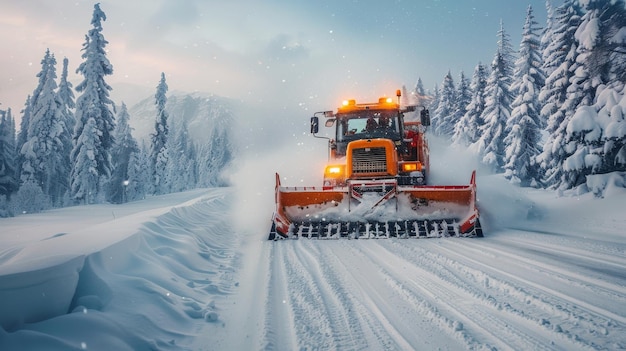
[264,239,446,350]
[297,240,419,350]
[353,241,565,351]
[336,241,496,350]
[259,234,625,350]
[293,240,391,350]
[265,241,349,350]
[261,242,297,351]
[489,235,626,294]
[398,239,624,350]
[448,238,626,319]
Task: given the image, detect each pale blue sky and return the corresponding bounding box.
[0,0,553,116]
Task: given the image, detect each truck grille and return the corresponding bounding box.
[352,147,387,174]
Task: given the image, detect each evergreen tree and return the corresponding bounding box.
[0,109,18,199]
[601,84,626,175]
[15,96,32,183]
[126,141,150,202]
[197,106,234,187]
[414,77,426,107]
[70,3,116,203]
[17,50,55,186]
[20,50,71,205]
[579,0,626,86]
[588,1,626,177]
[474,21,515,173]
[415,78,425,96]
[167,122,196,192]
[450,71,471,144]
[558,0,626,190]
[433,71,456,136]
[20,51,55,184]
[57,57,75,206]
[504,6,546,187]
[185,140,198,189]
[541,0,557,79]
[538,0,583,187]
[428,83,440,120]
[455,63,488,146]
[107,102,139,203]
[70,115,99,203]
[150,72,170,195]
[58,57,75,153]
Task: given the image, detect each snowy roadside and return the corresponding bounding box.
[0,179,624,350]
[0,188,239,350]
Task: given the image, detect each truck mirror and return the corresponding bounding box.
[325,118,336,127]
[310,116,319,134]
[420,109,431,127]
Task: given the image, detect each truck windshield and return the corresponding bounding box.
[336,111,401,142]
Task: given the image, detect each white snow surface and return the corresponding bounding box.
[1,148,626,350]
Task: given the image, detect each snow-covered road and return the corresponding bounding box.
[228,229,626,350]
[1,184,625,350]
[218,178,626,351]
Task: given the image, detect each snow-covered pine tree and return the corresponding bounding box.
[20,50,71,206]
[57,57,75,206]
[503,5,546,187]
[184,139,198,190]
[126,141,150,202]
[450,71,471,144]
[0,109,18,200]
[70,115,99,204]
[538,0,583,187]
[540,0,557,79]
[601,84,626,176]
[15,46,50,184]
[474,21,515,173]
[16,49,55,185]
[414,77,427,107]
[150,72,170,195]
[197,105,234,188]
[198,140,226,188]
[558,0,626,191]
[58,57,75,152]
[455,63,488,146]
[15,96,31,183]
[166,121,196,192]
[106,102,139,203]
[580,0,626,87]
[433,71,457,136]
[20,50,55,185]
[428,83,440,123]
[590,1,626,179]
[70,3,116,203]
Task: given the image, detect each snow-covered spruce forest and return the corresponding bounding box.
[416,1,626,194]
[1,1,626,217]
[0,5,235,217]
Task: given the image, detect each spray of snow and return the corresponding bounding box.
[228,110,329,238]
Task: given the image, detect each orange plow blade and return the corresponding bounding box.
[269,172,482,240]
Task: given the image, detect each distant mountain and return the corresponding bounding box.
[127,91,236,144]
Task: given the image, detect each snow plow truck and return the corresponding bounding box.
[269,90,482,240]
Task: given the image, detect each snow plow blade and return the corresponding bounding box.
[269,171,482,240]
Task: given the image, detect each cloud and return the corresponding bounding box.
[1,0,548,124]
[264,34,310,62]
[149,0,202,30]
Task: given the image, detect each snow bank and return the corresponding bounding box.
[586,172,626,198]
[0,188,239,350]
[0,255,84,331]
